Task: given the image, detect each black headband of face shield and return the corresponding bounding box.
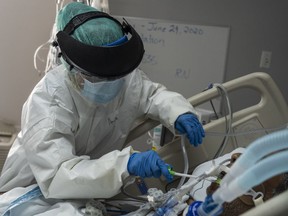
[55,11,145,79]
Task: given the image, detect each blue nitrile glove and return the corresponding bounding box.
[127,150,173,182]
[175,113,205,147]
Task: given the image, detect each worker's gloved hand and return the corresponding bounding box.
[127,150,173,182]
[175,113,205,147]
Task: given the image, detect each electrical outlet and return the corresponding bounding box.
[260,51,272,68]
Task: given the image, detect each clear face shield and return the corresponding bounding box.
[67,68,126,104]
[55,11,144,103]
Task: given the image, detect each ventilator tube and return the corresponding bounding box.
[213,149,288,204]
[221,129,288,186]
[191,129,288,216]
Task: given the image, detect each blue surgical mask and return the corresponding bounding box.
[81,78,125,103]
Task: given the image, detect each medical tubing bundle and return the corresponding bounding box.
[152,195,180,216]
[221,128,288,186]
[152,136,197,216]
[212,149,288,205]
[152,177,203,216]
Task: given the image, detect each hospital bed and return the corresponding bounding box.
[121,72,288,215]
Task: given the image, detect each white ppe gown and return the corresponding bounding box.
[0,65,195,215]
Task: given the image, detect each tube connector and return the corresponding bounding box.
[186,196,223,216]
[153,196,179,216]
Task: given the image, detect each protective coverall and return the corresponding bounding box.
[0,64,196,215]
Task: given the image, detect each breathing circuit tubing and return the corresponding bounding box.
[211,128,288,209]
[220,128,288,187]
[213,148,288,205]
[190,128,288,216]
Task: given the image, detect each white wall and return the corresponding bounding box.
[109,0,288,110]
[0,1,55,125]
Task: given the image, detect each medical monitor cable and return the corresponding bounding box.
[201,83,233,159]
[120,176,148,202]
[212,83,233,159]
[201,85,219,121]
[33,0,65,75]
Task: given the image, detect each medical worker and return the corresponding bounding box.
[0,2,204,215]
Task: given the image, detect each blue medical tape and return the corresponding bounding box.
[2,186,43,216]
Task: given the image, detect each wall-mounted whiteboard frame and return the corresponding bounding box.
[117,16,230,100]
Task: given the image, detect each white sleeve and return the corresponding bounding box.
[48,147,132,199]
[138,71,196,133]
[24,121,132,199]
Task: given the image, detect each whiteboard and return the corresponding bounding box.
[120,17,230,99]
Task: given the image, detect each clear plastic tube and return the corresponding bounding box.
[221,129,288,186]
[205,123,287,137]
[177,135,189,189]
[213,149,288,204]
[153,176,204,216]
[152,135,201,216]
[152,195,179,216]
